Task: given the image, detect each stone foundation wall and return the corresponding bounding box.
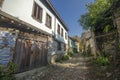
[47,37,66,64]
[114,7,120,39]
[0,27,18,65]
[0,26,49,72]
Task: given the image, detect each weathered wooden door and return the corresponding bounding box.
[13,36,48,72]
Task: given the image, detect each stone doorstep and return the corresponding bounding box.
[14,66,48,80]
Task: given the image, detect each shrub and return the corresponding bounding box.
[82,52,92,57]
[93,56,109,66]
[55,56,63,63]
[62,55,70,60]
[0,62,17,80]
[56,55,70,63]
[56,51,74,63]
[68,52,74,57]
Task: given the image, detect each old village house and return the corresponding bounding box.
[0,0,69,72]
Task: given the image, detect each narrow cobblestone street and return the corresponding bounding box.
[15,53,119,80]
[33,53,94,80]
[1,0,120,80]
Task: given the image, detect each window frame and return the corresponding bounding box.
[57,24,60,35]
[45,13,52,29]
[32,2,43,23]
[61,28,63,37]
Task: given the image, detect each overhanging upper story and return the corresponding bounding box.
[0,0,69,44]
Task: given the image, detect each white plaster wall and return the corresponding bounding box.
[69,39,72,47]
[1,0,54,34]
[55,18,68,44]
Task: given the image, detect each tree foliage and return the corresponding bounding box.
[79,0,112,30]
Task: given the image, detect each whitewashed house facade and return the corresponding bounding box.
[0,0,69,72]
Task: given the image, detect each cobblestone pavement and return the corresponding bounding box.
[16,53,120,80]
[35,53,94,80]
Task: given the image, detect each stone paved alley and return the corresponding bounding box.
[42,54,93,80]
[25,54,103,80]
[15,53,120,80]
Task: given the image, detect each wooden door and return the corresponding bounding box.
[13,36,48,72]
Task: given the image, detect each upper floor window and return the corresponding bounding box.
[61,28,63,37]
[65,32,68,40]
[46,13,52,28]
[32,2,43,22]
[0,0,4,7]
[57,24,60,35]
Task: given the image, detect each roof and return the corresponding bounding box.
[46,0,69,31]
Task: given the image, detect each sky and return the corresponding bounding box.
[50,0,94,37]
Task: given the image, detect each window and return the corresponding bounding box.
[57,41,61,50]
[0,0,4,7]
[46,13,52,28]
[32,2,43,22]
[61,28,63,37]
[57,24,60,35]
[65,32,68,40]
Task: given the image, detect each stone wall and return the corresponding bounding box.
[0,27,18,65]
[114,6,120,37]
[47,37,66,64]
[95,32,116,57]
[0,26,50,72]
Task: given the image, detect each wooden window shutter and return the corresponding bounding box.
[32,2,43,22]
[46,13,52,28]
[57,24,60,35]
[61,28,63,37]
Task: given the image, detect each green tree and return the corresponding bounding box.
[79,0,112,31]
